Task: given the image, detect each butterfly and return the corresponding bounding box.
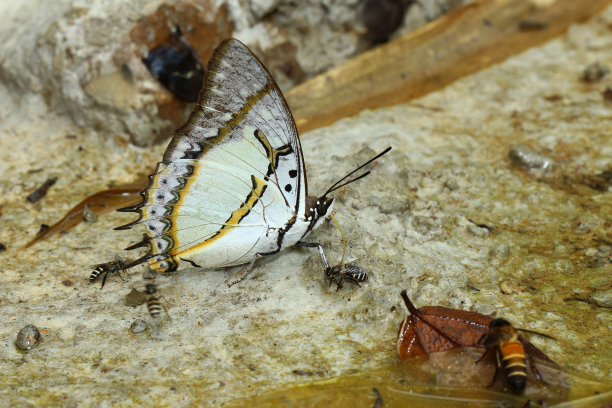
[95,39,390,286]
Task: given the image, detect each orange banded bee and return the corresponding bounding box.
[477,318,555,393]
[145,284,169,319]
[325,264,368,289]
[90,258,126,288]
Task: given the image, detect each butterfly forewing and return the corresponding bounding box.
[137,39,308,272]
[166,39,306,203]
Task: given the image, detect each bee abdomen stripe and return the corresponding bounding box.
[506,367,527,377]
[148,300,163,317]
[500,342,524,356]
[504,359,527,367]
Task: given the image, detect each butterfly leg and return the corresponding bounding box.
[228,254,262,287]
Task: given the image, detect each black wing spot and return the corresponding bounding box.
[149,225,156,231]
[284,184,292,192]
[157,194,164,200]
[151,210,156,215]
[289,170,297,178]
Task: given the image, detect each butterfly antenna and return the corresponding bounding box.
[323,147,392,197]
[329,214,346,267]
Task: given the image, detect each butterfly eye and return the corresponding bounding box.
[316,203,325,216]
[316,198,333,217]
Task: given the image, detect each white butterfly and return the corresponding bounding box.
[99,39,390,286]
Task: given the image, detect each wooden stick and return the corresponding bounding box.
[287,0,612,134]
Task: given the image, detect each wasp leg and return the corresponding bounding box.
[475,346,492,364]
[485,350,502,388]
[100,270,111,288]
[325,266,344,291]
[476,346,501,388]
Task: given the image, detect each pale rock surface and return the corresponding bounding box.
[0,0,464,146]
[0,2,611,407]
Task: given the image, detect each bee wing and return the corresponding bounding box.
[523,341,558,366]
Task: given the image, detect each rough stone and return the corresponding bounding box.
[0,0,466,146]
[129,319,149,334]
[1,2,612,406]
[508,144,554,171]
[583,61,609,82]
[15,324,43,351]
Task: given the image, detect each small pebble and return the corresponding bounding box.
[37,224,50,236]
[591,289,612,308]
[27,177,58,203]
[508,144,553,170]
[603,87,612,104]
[468,223,490,237]
[553,244,570,256]
[597,245,611,257]
[500,280,526,295]
[363,0,410,44]
[82,204,98,223]
[130,319,149,334]
[489,244,510,259]
[444,178,459,190]
[15,324,43,350]
[583,62,609,83]
[518,20,547,30]
[595,312,612,325]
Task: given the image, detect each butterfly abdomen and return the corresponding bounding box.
[499,340,527,391]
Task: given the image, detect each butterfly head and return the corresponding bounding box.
[304,147,392,231]
[306,195,334,230]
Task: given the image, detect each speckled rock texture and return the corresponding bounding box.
[1,3,611,408]
[0,0,466,146]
